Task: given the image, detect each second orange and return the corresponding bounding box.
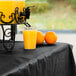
[36,31,44,45]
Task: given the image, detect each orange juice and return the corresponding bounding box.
[23,29,37,50]
[0,0,25,24]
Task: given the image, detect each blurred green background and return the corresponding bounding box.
[22,0,76,30]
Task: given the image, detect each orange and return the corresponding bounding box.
[36,31,44,45]
[45,32,57,44]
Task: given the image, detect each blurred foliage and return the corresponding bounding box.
[24,0,76,30]
[26,0,76,9]
[70,0,76,9]
[26,2,49,13]
[27,9,76,30]
[47,0,54,3]
[26,0,46,2]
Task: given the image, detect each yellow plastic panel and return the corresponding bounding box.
[0,0,25,24]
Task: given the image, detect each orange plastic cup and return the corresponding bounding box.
[23,27,37,50]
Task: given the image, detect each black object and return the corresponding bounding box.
[0,6,34,52]
[0,42,75,76]
[1,24,16,53]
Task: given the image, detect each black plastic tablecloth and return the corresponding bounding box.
[0,41,75,76]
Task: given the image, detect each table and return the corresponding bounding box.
[0,41,75,76]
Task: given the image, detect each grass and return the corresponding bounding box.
[20,1,76,30]
[26,2,76,30]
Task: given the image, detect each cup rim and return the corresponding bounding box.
[23,27,37,30]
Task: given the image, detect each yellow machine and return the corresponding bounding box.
[0,0,25,24]
[0,0,31,24]
[0,0,33,51]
